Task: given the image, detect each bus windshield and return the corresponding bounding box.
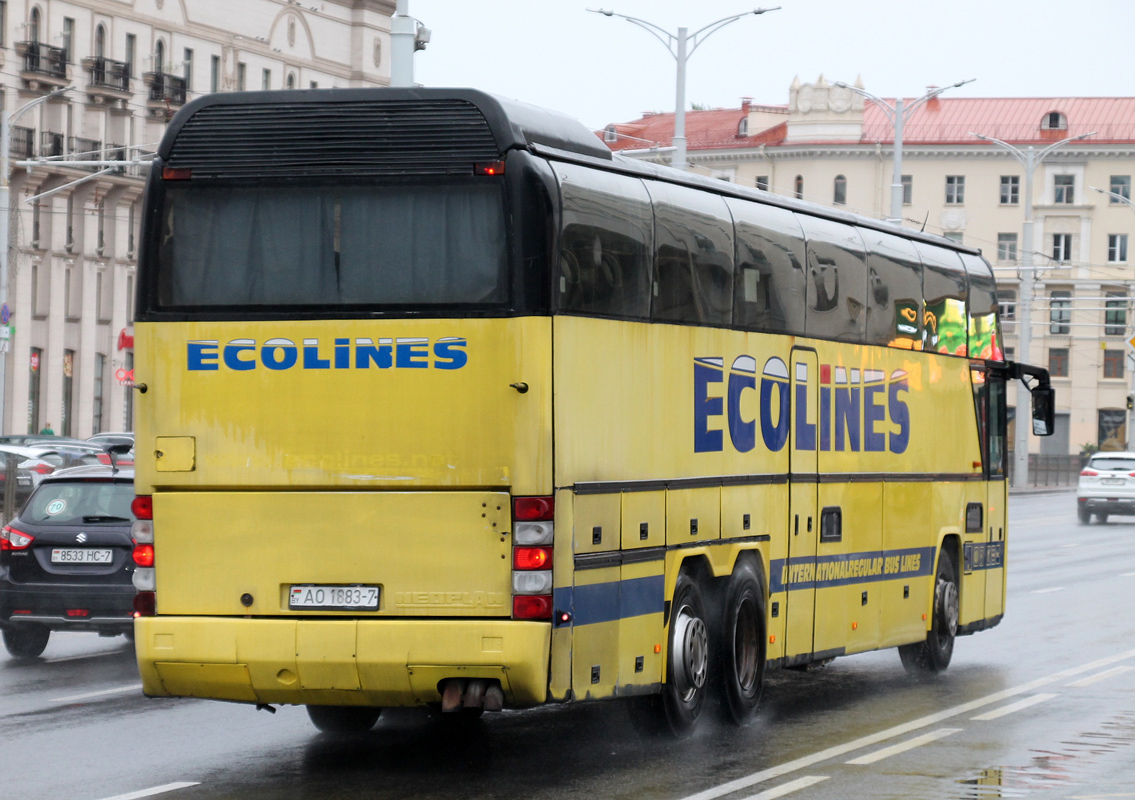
[155,182,508,309]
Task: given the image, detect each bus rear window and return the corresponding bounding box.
[156,183,508,309]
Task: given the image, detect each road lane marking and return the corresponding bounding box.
[98,783,200,800]
[50,683,142,703]
[845,728,961,765]
[1031,587,1065,594]
[677,648,1135,800]
[1066,665,1134,687]
[1121,571,1135,577]
[738,776,829,800]
[971,693,1058,721]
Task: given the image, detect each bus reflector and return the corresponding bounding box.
[512,594,551,620]
[132,544,155,568]
[132,495,153,520]
[133,592,156,617]
[162,167,192,180]
[513,496,554,522]
[474,161,505,176]
[513,546,551,570]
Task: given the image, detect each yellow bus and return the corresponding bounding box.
[130,88,1054,735]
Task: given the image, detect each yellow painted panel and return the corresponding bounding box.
[959,484,988,626]
[406,666,510,705]
[881,483,934,648]
[153,436,195,472]
[154,663,257,703]
[296,621,359,690]
[574,493,621,554]
[572,564,620,700]
[618,559,664,691]
[620,491,666,550]
[666,486,720,546]
[549,488,575,700]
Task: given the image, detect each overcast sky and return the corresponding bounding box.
[411,0,1133,131]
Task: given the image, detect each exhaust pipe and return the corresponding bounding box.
[438,678,505,712]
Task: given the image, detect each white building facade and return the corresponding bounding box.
[0,0,395,437]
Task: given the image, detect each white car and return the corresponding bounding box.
[1077,451,1135,523]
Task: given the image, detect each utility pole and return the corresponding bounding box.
[834,79,974,225]
[590,7,780,170]
[390,0,430,88]
[972,131,1096,488]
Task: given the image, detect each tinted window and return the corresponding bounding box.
[21,481,136,525]
[157,183,507,308]
[961,253,1002,361]
[727,199,807,335]
[800,216,867,342]
[553,163,652,319]
[1089,457,1135,471]
[859,228,922,349]
[647,182,734,326]
[917,243,969,356]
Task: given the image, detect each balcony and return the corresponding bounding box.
[40,132,64,159]
[83,57,131,103]
[69,136,102,166]
[143,72,187,117]
[9,126,34,160]
[15,41,69,89]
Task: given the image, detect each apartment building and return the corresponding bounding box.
[0,0,394,437]
[603,77,1135,456]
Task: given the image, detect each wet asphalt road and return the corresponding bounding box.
[2,491,1133,800]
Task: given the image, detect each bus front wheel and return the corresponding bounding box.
[306,705,381,733]
[716,560,766,725]
[899,549,958,674]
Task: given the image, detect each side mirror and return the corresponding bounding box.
[1031,386,1055,436]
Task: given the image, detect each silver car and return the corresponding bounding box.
[1077,452,1135,523]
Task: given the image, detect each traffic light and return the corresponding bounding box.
[1127,395,1133,411]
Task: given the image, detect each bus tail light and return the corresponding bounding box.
[474,161,505,176]
[132,544,155,568]
[1,525,33,550]
[131,495,153,520]
[131,495,156,604]
[511,496,554,620]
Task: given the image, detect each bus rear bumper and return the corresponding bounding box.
[134,616,551,708]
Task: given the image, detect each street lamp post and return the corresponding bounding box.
[834,79,974,225]
[590,7,780,170]
[971,131,1096,488]
[0,86,73,436]
[1089,184,1135,450]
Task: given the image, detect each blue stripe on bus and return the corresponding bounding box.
[769,546,936,592]
[553,575,666,627]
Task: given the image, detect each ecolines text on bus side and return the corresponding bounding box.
[186,337,468,371]
[693,356,911,455]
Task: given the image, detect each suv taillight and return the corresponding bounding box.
[0,525,34,550]
[511,496,554,620]
[1080,469,1099,477]
[131,495,156,614]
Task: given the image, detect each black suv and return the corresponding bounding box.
[0,466,136,659]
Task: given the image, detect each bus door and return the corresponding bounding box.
[784,348,819,663]
[982,368,1009,620]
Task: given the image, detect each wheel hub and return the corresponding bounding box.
[938,579,959,638]
[671,605,708,700]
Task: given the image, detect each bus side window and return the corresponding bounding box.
[551,162,653,320]
[646,182,734,326]
[917,243,969,357]
[961,253,1003,362]
[726,198,807,335]
[799,216,868,342]
[859,228,923,349]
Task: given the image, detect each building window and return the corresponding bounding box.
[1054,174,1075,204]
[1106,291,1127,336]
[901,174,912,205]
[755,175,769,191]
[93,353,106,434]
[603,125,616,143]
[1052,233,1073,263]
[1110,175,1131,202]
[997,233,1018,262]
[997,289,1017,321]
[184,48,194,91]
[1104,350,1125,379]
[1108,234,1129,263]
[262,68,271,90]
[1049,290,1071,334]
[28,347,42,434]
[310,80,318,89]
[62,17,74,63]
[31,201,40,247]
[943,232,964,243]
[155,39,165,73]
[1043,111,1067,131]
[1000,175,1020,205]
[737,118,748,136]
[127,203,136,257]
[210,55,220,93]
[1048,347,1069,377]
[237,62,246,91]
[95,24,105,58]
[0,2,7,47]
[833,175,847,205]
[65,195,74,253]
[945,175,965,204]
[794,175,803,200]
[1003,346,1015,362]
[125,33,136,75]
[62,350,74,437]
[286,72,295,90]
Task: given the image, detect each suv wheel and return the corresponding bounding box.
[3,625,50,659]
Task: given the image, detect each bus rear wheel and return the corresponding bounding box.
[716,560,766,725]
[899,549,958,674]
[306,705,381,733]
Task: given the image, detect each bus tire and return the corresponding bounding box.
[716,560,766,725]
[3,624,50,659]
[898,549,958,674]
[306,705,381,733]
